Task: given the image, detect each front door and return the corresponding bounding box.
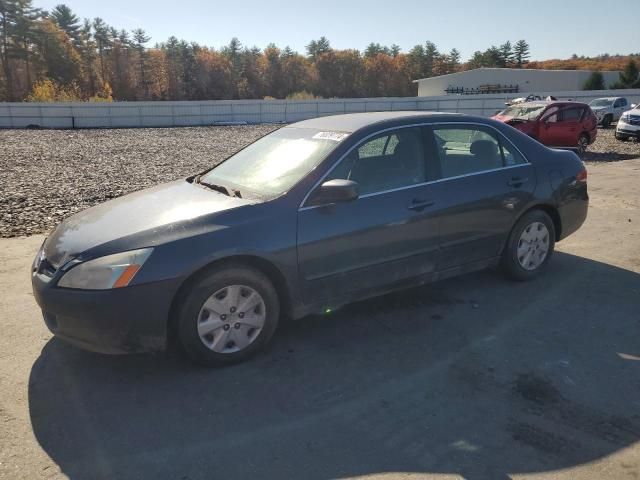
[297,126,440,305]
[538,106,584,148]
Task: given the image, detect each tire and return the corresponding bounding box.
[602,115,612,129]
[501,210,556,281]
[615,132,629,142]
[577,134,589,157]
[176,265,280,367]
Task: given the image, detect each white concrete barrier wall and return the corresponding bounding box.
[1,89,639,129]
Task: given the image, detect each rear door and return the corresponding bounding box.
[297,126,440,305]
[427,124,536,269]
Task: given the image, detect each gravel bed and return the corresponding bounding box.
[0,125,638,238]
[0,125,277,238]
[583,126,640,162]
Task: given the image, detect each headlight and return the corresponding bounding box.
[32,240,46,273]
[621,113,630,123]
[58,248,153,290]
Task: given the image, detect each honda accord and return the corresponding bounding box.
[32,112,589,366]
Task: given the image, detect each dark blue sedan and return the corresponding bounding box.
[32,112,588,366]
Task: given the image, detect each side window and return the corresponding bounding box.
[543,106,559,123]
[621,98,628,107]
[325,127,426,195]
[562,108,583,122]
[614,99,623,108]
[501,142,527,166]
[433,126,524,179]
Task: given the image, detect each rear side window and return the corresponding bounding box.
[326,127,427,195]
[562,107,584,122]
[432,126,526,179]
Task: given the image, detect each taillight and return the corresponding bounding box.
[576,167,587,183]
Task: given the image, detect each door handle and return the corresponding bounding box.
[408,198,435,211]
[507,177,528,187]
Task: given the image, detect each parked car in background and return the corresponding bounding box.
[615,104,640,141]
[32,112,589,366]
[492,101,598,156]
[589,97,632,128]
[505,94,543,106]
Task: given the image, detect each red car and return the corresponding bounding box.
[492,101,597,156]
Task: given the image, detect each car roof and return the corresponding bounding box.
[518,100,589,107]
[289,111,463,133]
[591,97,623,101]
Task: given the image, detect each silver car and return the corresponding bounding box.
[589,97,631,128]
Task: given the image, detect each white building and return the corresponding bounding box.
[414,68,621,97]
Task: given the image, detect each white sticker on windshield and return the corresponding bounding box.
[313,131,350,142]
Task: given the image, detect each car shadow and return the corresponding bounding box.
[28,252,640,480]
[583,151,639,162]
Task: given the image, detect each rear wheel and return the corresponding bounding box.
[501,210,555,281]
[177,265,280,366]
[577,134,589,157]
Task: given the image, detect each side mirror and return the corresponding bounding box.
[307,179,359,206]
[632,104,637,109]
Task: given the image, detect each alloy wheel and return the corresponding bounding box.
[197,285,266,353]
[577,135,589,156]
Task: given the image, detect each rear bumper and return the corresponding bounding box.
[32,273,182,354]
[558,189,589,241]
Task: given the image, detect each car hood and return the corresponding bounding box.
[43,180,256,268]
[590,106,608,112]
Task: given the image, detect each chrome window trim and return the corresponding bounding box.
[298,121,530,211]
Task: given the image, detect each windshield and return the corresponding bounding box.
[499,104,547,120]
[589,99,613,107]
[200,127,348,197]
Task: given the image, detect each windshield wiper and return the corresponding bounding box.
[195,175,242,198]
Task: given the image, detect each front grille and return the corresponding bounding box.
[628,115,640,126]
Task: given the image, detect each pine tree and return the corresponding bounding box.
[514,40,530,67]
[78,18,97,96]
[13,0,41,91]
[449,48,461,71]
[132,28,149,98]
[306,36,330,60]
[614,60,640,88]
[50,4,80,46]
[0,0,19,99]
[424,41,439,77]
[583,71,605,90]
[92,17,110,83]
[499,41,513,67]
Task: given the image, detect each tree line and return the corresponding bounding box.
[0,1,538,102]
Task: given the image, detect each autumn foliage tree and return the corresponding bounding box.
[1,2,639,102]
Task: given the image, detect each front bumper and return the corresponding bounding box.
[32,272,182,354]
[616,120,640,138]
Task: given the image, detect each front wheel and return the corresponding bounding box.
[501,210,556,281]
[602,115,612,129]
[176,265,280,367]
[615,132,629,142]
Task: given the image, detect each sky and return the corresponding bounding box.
[36,0,638,61]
